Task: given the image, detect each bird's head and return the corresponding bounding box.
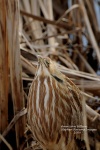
[36,55,65,83]
[36,55,55,77]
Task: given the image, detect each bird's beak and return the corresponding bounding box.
[37,55,44,64]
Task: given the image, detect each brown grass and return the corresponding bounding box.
[0,0,100,149]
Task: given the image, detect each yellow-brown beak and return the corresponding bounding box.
[37,55,44,64]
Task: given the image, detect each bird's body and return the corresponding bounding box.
[27,56,83,150]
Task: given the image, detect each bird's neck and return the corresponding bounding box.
[36,65,50,78]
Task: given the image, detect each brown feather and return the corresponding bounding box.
[27,56,83,150]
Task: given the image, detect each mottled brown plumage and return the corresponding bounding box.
[27,56,83,150]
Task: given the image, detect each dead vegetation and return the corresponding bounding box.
[0,0,100,149]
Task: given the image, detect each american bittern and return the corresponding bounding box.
[27,56,83,150]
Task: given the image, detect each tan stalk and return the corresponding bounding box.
[79,0,100,64]
[38,0,56,52]
[6,0,25,148]
[30,0,44,45]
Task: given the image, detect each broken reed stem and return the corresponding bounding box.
[56,4,79,23]
[20,10,73,30]
[0,134,13,150]
[79,0,100,64]
[1,108,27,143]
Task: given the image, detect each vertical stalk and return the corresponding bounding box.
[0,0,9,133]
[6,0,25,148]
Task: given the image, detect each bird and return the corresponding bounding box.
[27,56,83,150]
